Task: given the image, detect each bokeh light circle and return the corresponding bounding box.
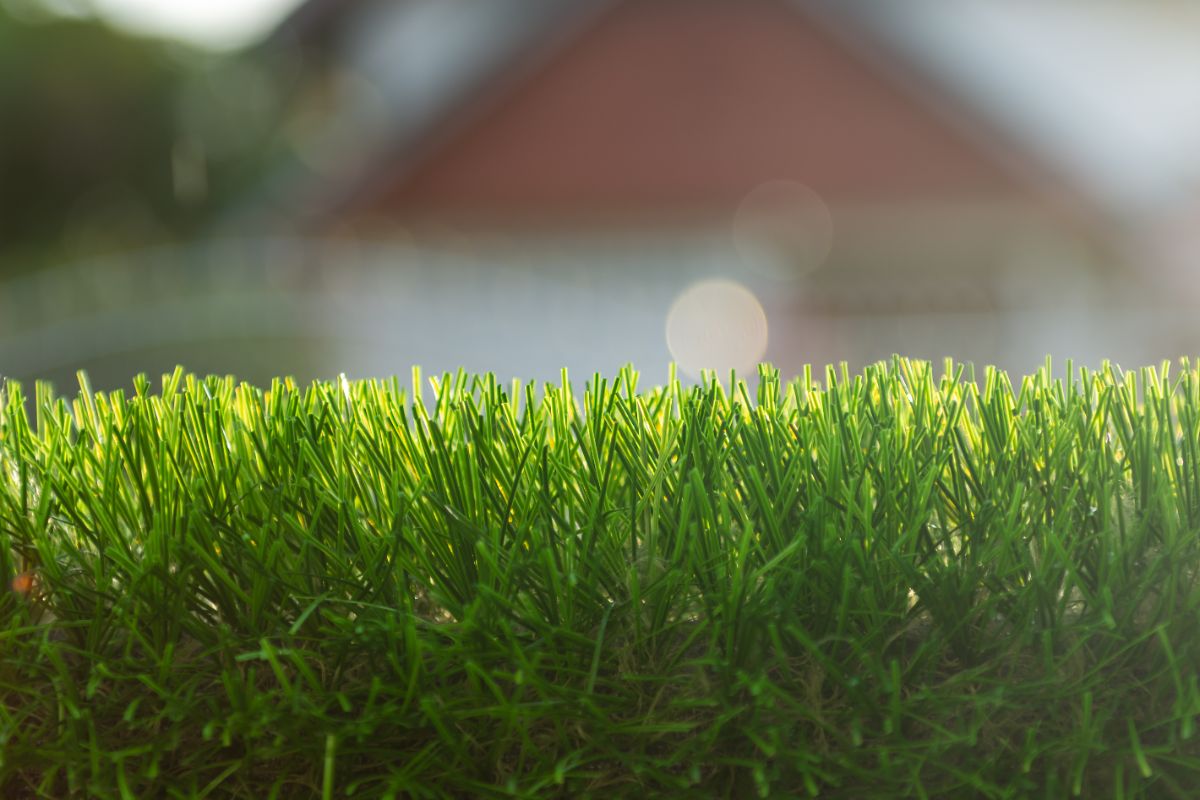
[665,279,769,377]
[733,180,833,280]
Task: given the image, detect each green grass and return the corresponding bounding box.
[3,357,1200,798]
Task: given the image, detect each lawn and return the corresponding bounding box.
[2,358,1200,798]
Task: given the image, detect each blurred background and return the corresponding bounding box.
[4,0,1200,396]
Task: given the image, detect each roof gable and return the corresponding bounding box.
[356,0,1046,223]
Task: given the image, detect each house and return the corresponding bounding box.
[234,0,1200,382]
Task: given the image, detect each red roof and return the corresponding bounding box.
[356,0,1053,225]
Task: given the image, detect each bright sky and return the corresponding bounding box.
[88,0,307,49]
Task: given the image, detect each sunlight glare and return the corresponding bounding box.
[87,0,306,49]
[665,279,769,378]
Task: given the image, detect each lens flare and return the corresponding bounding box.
[733,180,833,280]
[665,279,768,378]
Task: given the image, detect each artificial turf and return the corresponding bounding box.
[2,358,1200,798]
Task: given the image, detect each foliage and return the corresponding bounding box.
[0,6,284,273]
[3,358,1200,798]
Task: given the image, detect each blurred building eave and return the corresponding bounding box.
[807,0,1200,226]
[223,0,611,233]
[223,0,1200,255]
